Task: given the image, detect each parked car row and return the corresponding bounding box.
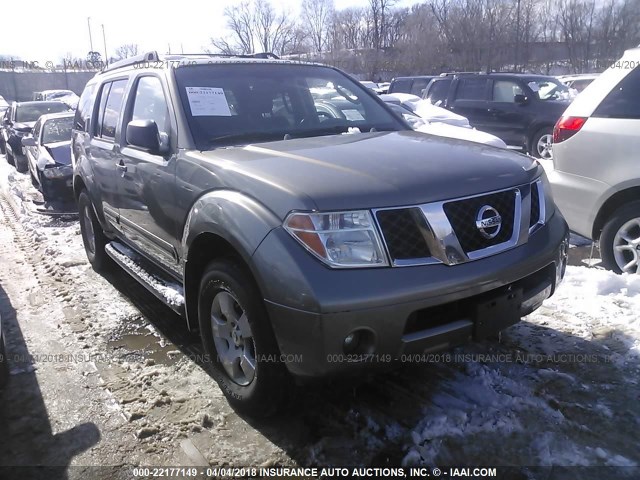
[0,99,74,203]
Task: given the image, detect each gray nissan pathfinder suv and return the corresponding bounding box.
[72,52,569,416]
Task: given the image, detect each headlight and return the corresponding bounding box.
[284,210,389,268]
[42,165,73,179]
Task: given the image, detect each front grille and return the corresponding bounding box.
[443,190,516,253]
[530,183,540,227]
[376,208,431,260]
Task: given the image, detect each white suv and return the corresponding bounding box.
[549,47,640,274]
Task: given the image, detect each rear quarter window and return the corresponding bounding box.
[74,83,96,132]
[390,79,411,94]
[593,67,640,119]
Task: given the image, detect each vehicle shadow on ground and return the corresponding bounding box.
[0,283,100,479]
[100,266,640,474]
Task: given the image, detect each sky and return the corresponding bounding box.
[0,0,417,64]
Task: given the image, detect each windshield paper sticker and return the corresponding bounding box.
[343,109,365,121]
[186,87,232,116]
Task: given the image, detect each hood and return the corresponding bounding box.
[13,122,35,131]
[44,141,72,166]
[193,131,541,215]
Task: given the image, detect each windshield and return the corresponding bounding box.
[42,116,73,144]
[175,63,405,149]
[527,78,572,101]
[16,102,69,123]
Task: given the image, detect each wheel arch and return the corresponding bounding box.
[593,186,640,240]
[180,190,281,331]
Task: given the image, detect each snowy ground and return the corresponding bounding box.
[0,153,638,479]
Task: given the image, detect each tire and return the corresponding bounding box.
[15,154,28,173]
[198,258,290,417]
[0,330,9,389]
[78,190,112,272]
[6,148,14,166]
[600,201,640,274]
[0,139,6,155]
[530,127,554,160]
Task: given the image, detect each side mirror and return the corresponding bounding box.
[514,94,529,105]
[21,136,36,147]
[126,119,161,154]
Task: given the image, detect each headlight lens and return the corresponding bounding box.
[42,164,73,179]
[284,210,389,268]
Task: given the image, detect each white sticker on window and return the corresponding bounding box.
[186,87,232,116]
[343,109,364,121]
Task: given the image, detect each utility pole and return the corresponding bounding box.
[102,24,108,64]
[514,0,521,72]
[87,17,94,54]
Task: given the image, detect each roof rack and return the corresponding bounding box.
[438,71,483,76]
[101,51,159,73]
[167,52,279,60]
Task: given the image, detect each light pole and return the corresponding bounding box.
[102,24,108,64]
[515,0,521,72]
[87,17,94,54]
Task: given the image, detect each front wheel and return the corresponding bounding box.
[15,154,28,173]
[198,259,290,417]
[600,201,640,274]
[530,127,553,160]
[0,139,6,155]
[78,190,113,272]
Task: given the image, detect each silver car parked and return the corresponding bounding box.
[549,47,640,274]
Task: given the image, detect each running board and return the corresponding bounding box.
[105,242,185,315]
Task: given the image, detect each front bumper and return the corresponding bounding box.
[252,211,570,378]
[40,171,74,201]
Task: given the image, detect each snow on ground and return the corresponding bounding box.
[0,151,638,474]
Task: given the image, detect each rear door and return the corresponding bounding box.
[449,77,491,130]
[116,74,179,271]
[484,79,529,146]
[90,78,129,231]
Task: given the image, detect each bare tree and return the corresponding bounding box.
[209,0,301,56]
[114,44,139,60]
[302,0,334,52]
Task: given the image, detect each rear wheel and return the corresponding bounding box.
[6,148,14,166]
[198,258,290,417]
[600,201,640,274]
[15,154,28,173]
[78,190,112,272]
[530,127,553,159]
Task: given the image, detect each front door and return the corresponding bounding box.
[116,75,179,272]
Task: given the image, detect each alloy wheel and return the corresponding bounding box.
[210,290,256,386]
[613,218,640,274]
[536,134,553,159]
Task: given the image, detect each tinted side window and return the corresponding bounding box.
[425,79,451,105]
[131,76,169,134]
[410,78,430,97]
[492,80,524,102]
[74,83,96,132]
[593,67,640,119]
[390,79,411,93]
[98,79,127,140]
[456,78,488,100]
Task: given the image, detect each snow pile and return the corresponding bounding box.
[412,100,470,128]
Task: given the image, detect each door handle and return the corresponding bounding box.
[116,160,127,174]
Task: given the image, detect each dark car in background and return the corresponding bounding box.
[2,101,71,172]
[388,76,436,96]
[423,73,574,158]
[0,312,8,389]
[22,112,75,201]
[0,108,10,155]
